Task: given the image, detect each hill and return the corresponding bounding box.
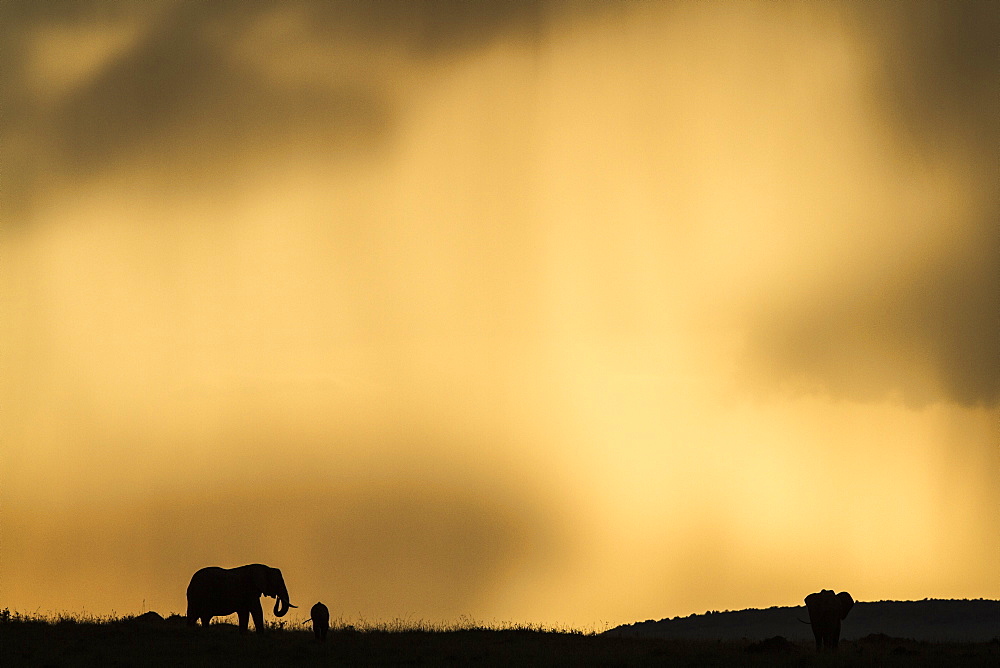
[605,599,1000,642]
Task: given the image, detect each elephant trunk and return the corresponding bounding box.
[273,595,290,617]
[272,586,296,617]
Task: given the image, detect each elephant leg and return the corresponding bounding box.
[811,627,822,651]
[200,615,211,628]
[238,610,250,634]
[828,619,842,650]
[250,601,265,634]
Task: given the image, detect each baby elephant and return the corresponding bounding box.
[309,602,330,641]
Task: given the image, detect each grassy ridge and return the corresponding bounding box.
[1,612,997,667]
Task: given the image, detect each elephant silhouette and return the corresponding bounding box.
[309,601,330,641]
[186,564,296,634]
[804,589,854,651]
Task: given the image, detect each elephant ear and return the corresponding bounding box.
[804,592,820,607]
[836,591,855,619]
[250,565,269,596]
[266,567,284,597]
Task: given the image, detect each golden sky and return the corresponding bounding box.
[2,1,997,627]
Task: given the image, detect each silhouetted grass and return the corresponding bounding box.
[1,609,996,667]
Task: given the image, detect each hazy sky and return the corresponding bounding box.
[2,1,997,627]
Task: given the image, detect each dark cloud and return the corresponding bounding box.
[859,1,999,148]
[7,460,564,619]
[748,229,999,411]
[292,483,554,616]
[28,1,555,165]
[54,3,394,174]
[749,2,999,407]
[306,0,546,55]
[2,0,559,215]
[0,9,40,225]
[0,3,161,221]
[149,483,554,618]
[749,227,999,408]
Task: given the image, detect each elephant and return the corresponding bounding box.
[804,589,854,651]
[186,564,296,634]
[309,601,330,641]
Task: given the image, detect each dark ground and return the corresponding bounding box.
[1,615,997,667]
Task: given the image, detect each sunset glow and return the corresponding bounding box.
[2,1,996,628]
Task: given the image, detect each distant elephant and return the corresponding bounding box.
[804,589,854,651]
[186,564,296,634]
[309,601,330,641]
